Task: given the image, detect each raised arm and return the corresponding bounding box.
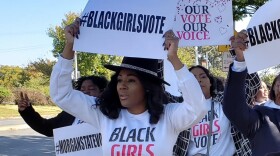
[163,30,207,130]
[18,92,75,137]
[223,30,261,138]
[50,18,101,128]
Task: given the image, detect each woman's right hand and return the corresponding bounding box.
[61,17,81,59]
[64,18,81,45]
[163,30,183,70]
[18,92,31,111]
[229,30,249,62]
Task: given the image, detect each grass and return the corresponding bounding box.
[0,104,62,119]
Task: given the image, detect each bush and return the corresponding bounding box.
[13,88,54,106]
[0,86,12,104]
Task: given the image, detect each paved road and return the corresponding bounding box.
[0,118,55,156]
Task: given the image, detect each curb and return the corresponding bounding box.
[0,124,29,131]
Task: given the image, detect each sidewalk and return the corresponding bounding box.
[0,117,29,131]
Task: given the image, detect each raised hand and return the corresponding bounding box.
[62,17,80,59]
[163,30,183,70]
[18,92,31,111]
[64,17,81,44]
[230,30,249,62]
[163,30,179,59]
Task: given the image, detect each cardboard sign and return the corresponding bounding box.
[173,0,233,47]
[244,0,280,73]
[53,123,102,156]
[73,0,177,59]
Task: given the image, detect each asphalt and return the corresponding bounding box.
[0,117,30,131]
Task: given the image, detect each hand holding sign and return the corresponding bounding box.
[64,18,80,44]
[163,30,184,71]
[229,30,249,62]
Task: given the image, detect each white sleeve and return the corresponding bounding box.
[232,60,247,72]
[50,56,102,129]
[166,65,207,132]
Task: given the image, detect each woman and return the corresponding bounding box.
[253,81,269,106]
[173,65,254,156]
[223,30,280,155]
[263,75,280,109]
[18,75,108,137]
[50,19,207,155]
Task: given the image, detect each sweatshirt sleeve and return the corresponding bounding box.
[50,56,102,129]
[167,65,207,132]
[19,106,74,137]
[223,66,261,138]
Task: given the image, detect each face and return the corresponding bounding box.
[190,67,211,98]
[80,79,101,97]
[255,81,268,102]
[117,69,146,114]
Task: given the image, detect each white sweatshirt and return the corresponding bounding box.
[50,56,207,156]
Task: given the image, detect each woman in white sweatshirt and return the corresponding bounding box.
[50,19,207,156]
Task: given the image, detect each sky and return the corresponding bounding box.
[0,0,88,67]
[0,0,250,67]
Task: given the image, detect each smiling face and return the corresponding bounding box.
[117,69,146,114]
[80,80,101,97]
[255,81,268,103]
[190,67,211,99]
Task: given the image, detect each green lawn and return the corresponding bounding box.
[0,104,62,119]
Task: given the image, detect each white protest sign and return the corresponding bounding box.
[53,123,102,156]
[74,0,177,59]
[244,0,280,73]
[173,0,233,46]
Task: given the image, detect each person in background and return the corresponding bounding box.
[253,81,269,106]
[173,64,259,156]
[223,30,280,155]
[18,75,108,137]
[263,75,280,109]
[49,18,207,155]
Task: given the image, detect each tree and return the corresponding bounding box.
[47,12,122,78]
[261,74,275,87]
[27,58,56,80]
[177,47,196,67]
[0,66,30,88]
[0,86,12,104]
[233,0,269,21]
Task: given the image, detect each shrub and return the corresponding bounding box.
[13,88,54,106]
[0,86,12,104]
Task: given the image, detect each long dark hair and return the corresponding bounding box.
[189,65,224,98]
[74,75,108,91]
[97,70,168,124]
[269,74,280,101]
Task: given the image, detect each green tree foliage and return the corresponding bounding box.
[0,66,30,88]
[27,58,56,80]
[261,74,276,87]
[47,12,122,78]
[233,0,269,21]
[0,86,12,104]
[177,47,196,67]
[48,12,78,57]
[77,52,122,78]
